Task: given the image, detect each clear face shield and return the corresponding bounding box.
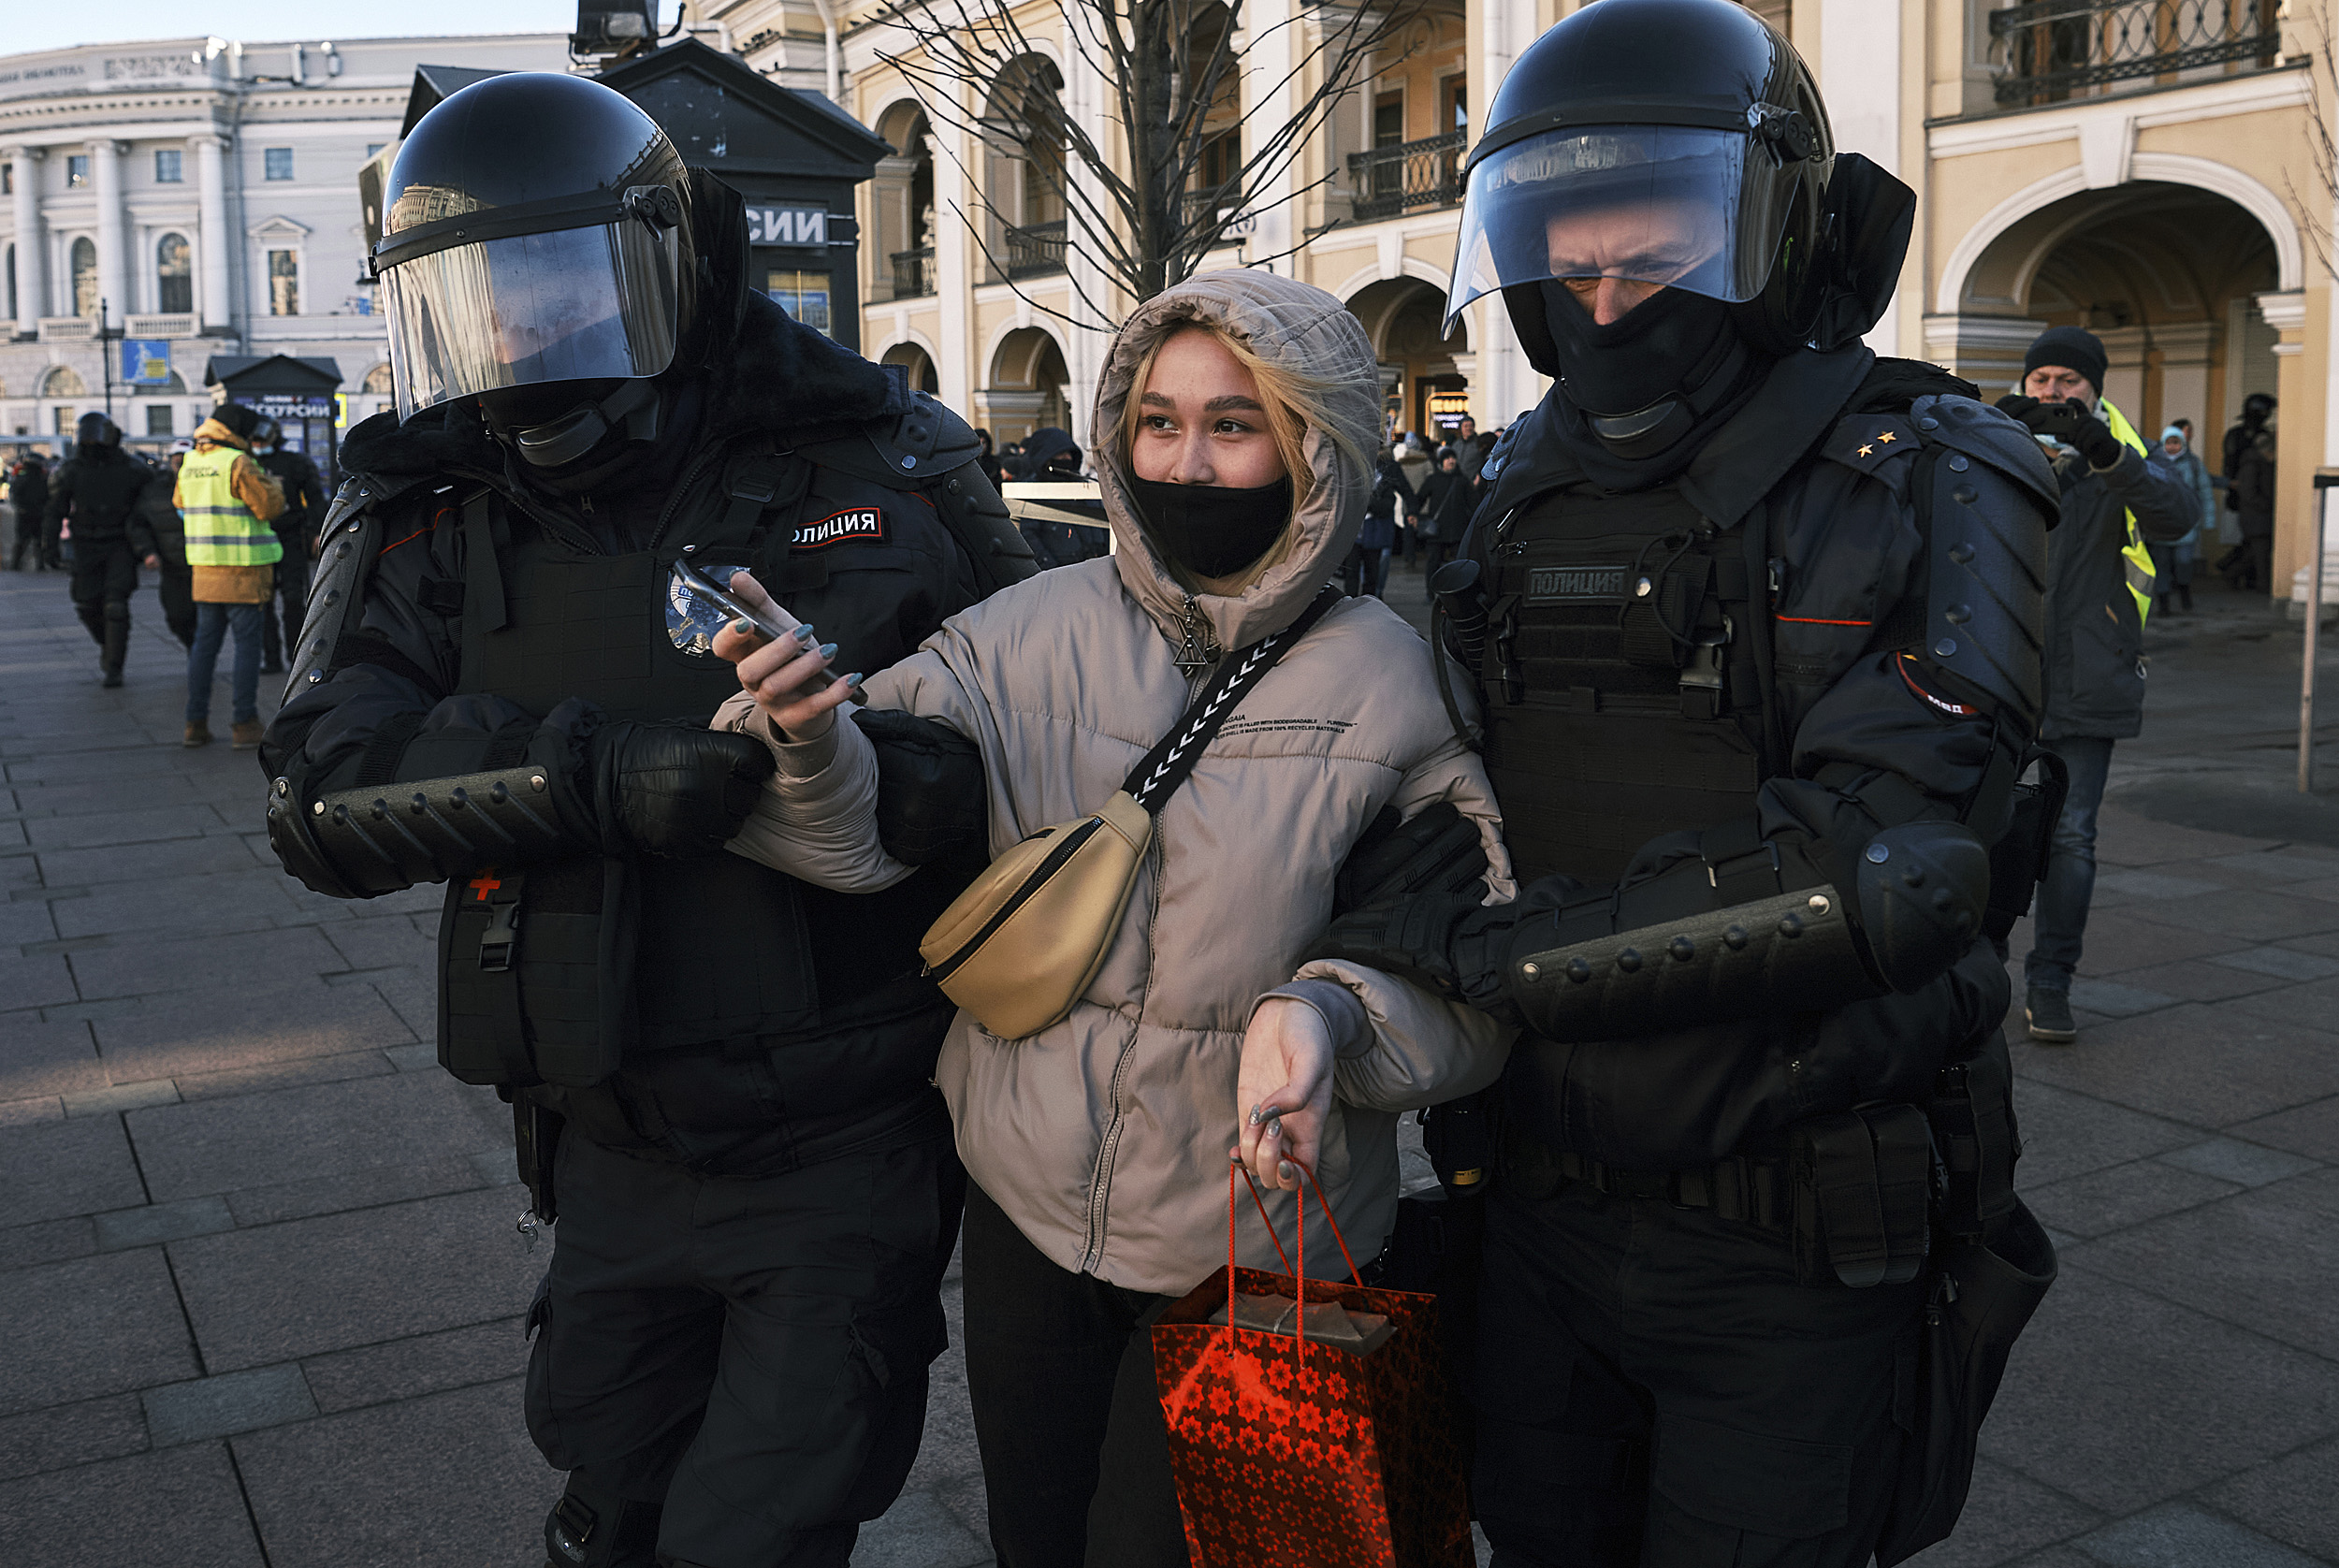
[378,210,683,422]
[1443,125,1797,332]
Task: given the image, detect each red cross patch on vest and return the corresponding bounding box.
[793,508,886,549]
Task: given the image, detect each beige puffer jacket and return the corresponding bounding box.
[717,270,1514,1295]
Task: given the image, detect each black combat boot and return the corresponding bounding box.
[100,603,129,688]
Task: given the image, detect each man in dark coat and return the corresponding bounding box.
[45,414,153,686]
[7,455,56,571]
[249,417,329,674]
[1996,326,2198,1043]
[2220,392,2276,589]
[136,449,196,647]
[1409,448,1475,576]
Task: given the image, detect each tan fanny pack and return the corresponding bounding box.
[919,588,1339,1040]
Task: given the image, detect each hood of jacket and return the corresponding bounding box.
[1091,270,1380,654]
[191,417,250,452]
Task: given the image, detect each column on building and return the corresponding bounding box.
[1921,314,2046,399]
[91,139,127,323]
[1465,0,1547,427]
[194,134,232,334]
[928,126,974,417]
[2255,288,2320,602]
[8,147,45,335]
[1820,0,1905,355]
[2153,321,2219,438]
[868,152,917,302]
[1243,0,1296,281]
[1057,35,1106,444]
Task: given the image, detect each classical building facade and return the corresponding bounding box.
[686,0,2329,598]
[0,31,566,452]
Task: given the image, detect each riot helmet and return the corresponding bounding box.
[74,413,122,456]
[1446,0,1913,383]
[372,72,699,469]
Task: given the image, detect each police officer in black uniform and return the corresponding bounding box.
[260,74,1032,1568]
[250,416,328,675]
[1324,4,2062,1563]
[47,414,155,687]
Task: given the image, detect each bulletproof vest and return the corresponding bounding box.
[439,453,824,1083]
[1478,482,1767,885]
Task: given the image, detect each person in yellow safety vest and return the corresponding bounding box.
[175,402,286,750]
[1997,325,2201,1045]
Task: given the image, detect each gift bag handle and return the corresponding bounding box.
[1225,1155,1364,1359]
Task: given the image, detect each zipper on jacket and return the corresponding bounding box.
[1170,593,1219,676]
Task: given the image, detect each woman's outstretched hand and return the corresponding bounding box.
[709,570,859,742]
[1235,998,1336,1194]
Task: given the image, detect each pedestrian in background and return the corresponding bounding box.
[138,443,196,648]
[1411,446,1475,578]
[1350,444,1409,597]
[2230,414,2277,595]
[44,414,152,689]
[2220,393,2275,588]
[248,417,327,675]
[1451,414,1486,484]
[2149,423,2213,615]
[177,404,285,749]
[1998,326,2198,1042]
[7,453,55,571]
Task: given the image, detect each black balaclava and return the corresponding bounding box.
[1533,281,1766,488]
[1126,474,1293,579]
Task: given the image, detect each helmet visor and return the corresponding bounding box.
[1444,125,1794,330]
[380,219,681,421]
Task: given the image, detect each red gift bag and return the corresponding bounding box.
[1150,1159,1474,1568]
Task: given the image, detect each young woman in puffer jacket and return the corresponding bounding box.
[709,270,1512,1565]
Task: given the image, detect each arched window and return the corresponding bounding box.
[71,237,97,318]
[362,362,394,394]
[156,234,192,314]
[40,365,88,399]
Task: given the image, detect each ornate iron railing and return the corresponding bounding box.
[1988,0,2282,107]
[891,247,936,298]
[1346,131,1465,223]
[1003,221,1068,278]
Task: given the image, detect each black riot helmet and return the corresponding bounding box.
[74,413,122,456]
[1446,0,1913,369]
[372,72,702,469]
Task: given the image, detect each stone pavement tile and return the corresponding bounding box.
[227,1156,491,1227]
[2288,876,2339,904]
[2005,1553,2095,1568]
[51,867,314,940]
[2230,1096,2339,1163]
[2022,1158,2239,1240]
[69,922,345,1001]
[94,1195,237,1250]
[2230,976,2339,1035]
[25,802,226,851]
[7,772,205,817]
[0,1215,96,1271]
[0,950,76,1010]
[0,1441,264,1568]
[1898,1457,2101,1567]
[905,1279,981,1496]
[2013,1005,2339,1127]
[175,1047,397,1103]
[855,1488,993,1568]
[0,1012,103,1101]
[2210,945,2339,981]
[2200,849,2339,885]
[2092,807,2277,866]
[323,917,435,972]
[1975,1266,2339,1516]
[170,1186,543,1372]
[2275,930,2339,958]
[2202,1435,2339,1563]
[0,1249,198,1416]
[130,1071,510,1201]
[0,1393,149,1482]
[0,1094,61,1126]
[2064,978,2178,1018]
[385,1040,440,1072]
[300,1317,528,1414]
[366,965,439,1038]
[2008,1082,2216,1191]
[2070,1501,2326,1567]
[94,976,414,1081]
[2064,1170,2339,1362]
[2120,888,2339,943]
[145,1365,319,1446]
[62,1078,182,1116]
[35,832,263,887]
[2091,868,2229,901]
[2103,958,2284,1004]
[0,1111,147,1225]
[232,1379,558,1568]
[2157,1137,2323,1187]
[0,893,57,945]
[4,745,210,787]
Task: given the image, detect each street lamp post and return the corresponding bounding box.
[98,298,115,424]
[2304,471,2338,794]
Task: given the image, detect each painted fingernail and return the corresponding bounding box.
[1277,1161,1296,1183]
[843,673,864,688]
[731,618,757,634]
[1267,1119,1283,1140]
[818,642,838,660]
[794,624,817,642]
[1247,1103,1263,1126]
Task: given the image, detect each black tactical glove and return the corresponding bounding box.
[1996,394,2124,469]
[585,721,776,859]
[1332,801,1489,915]
[854,707,986,866]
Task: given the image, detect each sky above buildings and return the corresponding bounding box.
[8,1,581,55]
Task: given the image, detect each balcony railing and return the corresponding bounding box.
[1180,185,1253,247]
[1988,0,2282,108]
[1346,131,1464,224]
[125,312,198,339]
[1004,220,1068,279]
[891,247,936,299]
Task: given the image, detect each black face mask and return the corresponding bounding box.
[1126,474,1293,579]
[1535,281,1765,486]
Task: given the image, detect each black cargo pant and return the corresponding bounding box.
[259,544,307,667]
[526,1125,965,1568]
[68,540,138,641]
[1474,1179,1920,1568]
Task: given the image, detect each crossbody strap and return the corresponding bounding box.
[1122,586,1341,815]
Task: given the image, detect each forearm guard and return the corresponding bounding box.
[1505,820,1991,1041]
[269,762,578,899]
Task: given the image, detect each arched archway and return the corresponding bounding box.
[980,56,1068,281]
[981,326,1071,448]
[873,99,937,300]
[881,341,939,397]
[1344,276,1471,441]
[40,366,87,399]
[1933,179,2282,439]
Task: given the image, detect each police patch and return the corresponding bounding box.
[793,508,886,549]
[1527,564,1627,603]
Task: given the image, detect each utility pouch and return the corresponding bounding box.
[1873,1198,2058,1565]
[440,854,638,1089]
[1790,1104,1933,1288]
[1420,1090,1496,1197]
[513,1096,564,1228]
[1983,748,2069,941]
[1926,1029,2020,1239]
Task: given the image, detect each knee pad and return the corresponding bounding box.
[104,601,130,624]
[544,1476,663,1568]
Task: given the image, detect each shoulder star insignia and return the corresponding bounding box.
[1877,430,1897,444]
[1856,443,1874,457]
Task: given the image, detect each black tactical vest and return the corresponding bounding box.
[1478,483,1769,885]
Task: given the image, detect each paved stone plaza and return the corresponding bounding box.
[1,554,2335,1567]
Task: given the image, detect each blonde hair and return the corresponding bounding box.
[1116,319,1370,512]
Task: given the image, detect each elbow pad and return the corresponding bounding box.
[1505,820,1991,1041]
[854,708,985,866]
